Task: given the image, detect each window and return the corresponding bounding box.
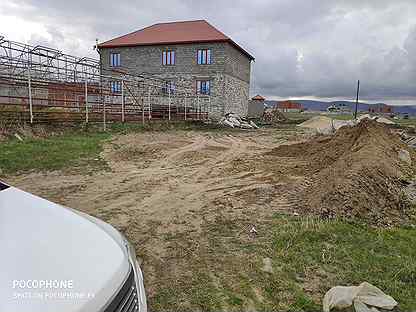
[162,51,175,65]
[162,81,175,95]
[196,80,210,95]
[110,81,121,94]
[197,49,211,65]
[110,53,121,67]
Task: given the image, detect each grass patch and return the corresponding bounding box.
[395,117,416,127]
[0,131,110,174]
[265,215,416,311]
[148,213,416,311]
[0,120,232,175]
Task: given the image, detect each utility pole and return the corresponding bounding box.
[354,80,360,119]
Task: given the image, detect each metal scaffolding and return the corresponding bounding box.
[0,36,210,126]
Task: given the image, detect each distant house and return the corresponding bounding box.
[277,100,303,112]
[327,102,351,113]
[97,20,255,118]
[248,94,265,117]
[369,104,393,114]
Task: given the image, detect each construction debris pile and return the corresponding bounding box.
[262,108,287,124]
[357,113,396,125]
[400,131,416,149]
[270,119,415,226]
[219,113,259,129]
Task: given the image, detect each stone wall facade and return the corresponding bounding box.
[99,41,251,118]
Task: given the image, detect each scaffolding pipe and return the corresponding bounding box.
[208,96,211,120]
[197,94,200,120]
[101,81,106,130]
[168,87,171,121]
[121,80,125,123]
[27,67,33,124]
[142,82,145,123]
[85,80,88,123]
[184,93,187,121]
[0,37,212,124]
[147,85,151,120]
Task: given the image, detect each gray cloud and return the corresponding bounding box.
[1,0,416,104]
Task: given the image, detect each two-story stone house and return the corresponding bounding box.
[97,20,254,118]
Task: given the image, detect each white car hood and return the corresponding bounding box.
[0,185,130,312]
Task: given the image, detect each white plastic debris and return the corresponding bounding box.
[249,225,257,235]
[261,257,273,273]
[14,133,23,141]
[398,149,412,165]
[219,112,259,129]
[228,116,241,127]
[249,120,259,129]
[323,282,398,312]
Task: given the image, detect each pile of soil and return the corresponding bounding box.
[270,119,416,226]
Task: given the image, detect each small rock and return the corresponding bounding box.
[261,257,273,274]
[398,149,411,165]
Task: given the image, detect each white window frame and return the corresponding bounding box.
[197,49,211,65]
[162,50,175,65]
[163,81,175,94]
[110,53,121,67]
[196,80,211,95]
[110,81,122,94]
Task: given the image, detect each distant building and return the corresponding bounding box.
[369,104,393,114]
[97,20,255,118]
[248,94,265,117]
[277,100,302,112]
[327,102,351,113]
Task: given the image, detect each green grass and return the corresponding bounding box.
[0,131,111,174]
[267,215,416,310]
[0,121,233,175]
[395,117,416,127]
[149,214,416,311]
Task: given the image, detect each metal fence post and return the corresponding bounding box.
[121,80,125,123]
[85,80,88,123]
[168,87,171,121]
[142,82,145,123]
[102,82,106,131]
[208,96,211,120]
[184,93,187,121]
[27,67,33,124]
[197,94,200,120]
[147,85,151,120]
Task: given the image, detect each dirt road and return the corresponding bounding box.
[8,127,310,310]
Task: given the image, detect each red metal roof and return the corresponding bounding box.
[98,20,254,60]
[252,95,265,100]
[278,100,303,110]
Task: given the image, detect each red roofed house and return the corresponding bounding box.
[97,20,254,118]
[277,100,303,112]
[368,103,393,114]
[248,94,266,117]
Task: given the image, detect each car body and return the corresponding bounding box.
[0,181,147,312]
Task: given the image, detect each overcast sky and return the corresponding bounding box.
[1,0,416,105]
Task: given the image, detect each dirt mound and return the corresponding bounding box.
[269,119,416,225]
